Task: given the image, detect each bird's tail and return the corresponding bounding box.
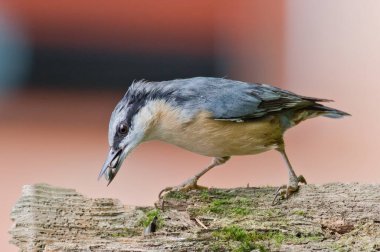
[288,103,350,128]
[310,104,351,119]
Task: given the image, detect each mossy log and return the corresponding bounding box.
[10,183,380,251]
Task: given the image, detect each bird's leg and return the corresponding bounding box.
[273,147,307,204]
[158,156,230,199]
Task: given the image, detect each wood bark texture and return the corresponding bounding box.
[10,183,380,251]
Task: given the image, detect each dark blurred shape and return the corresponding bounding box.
[29,47,216,89]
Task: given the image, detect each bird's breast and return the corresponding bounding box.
[150,108,284,157]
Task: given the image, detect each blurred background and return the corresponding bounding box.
[1,1,379,250]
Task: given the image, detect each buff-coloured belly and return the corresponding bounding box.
[152,110,284,157]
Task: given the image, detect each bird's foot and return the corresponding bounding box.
[272,175,307,205]
[158,176,207,200]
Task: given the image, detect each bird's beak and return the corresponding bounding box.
[99,128,145,185]
[98,148,124,185]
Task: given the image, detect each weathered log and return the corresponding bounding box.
[10,183,380,251]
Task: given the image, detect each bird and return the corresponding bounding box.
[98,77,349,202]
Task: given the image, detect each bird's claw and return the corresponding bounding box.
[297,175,307,185]
[272,175,307,205]
[272,185,298,205]
[158,177,207,200]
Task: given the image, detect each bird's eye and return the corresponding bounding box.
[118,124,128,135]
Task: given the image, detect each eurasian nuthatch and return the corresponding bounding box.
[98,77,349,201]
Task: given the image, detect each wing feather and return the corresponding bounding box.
[202,80,328,121]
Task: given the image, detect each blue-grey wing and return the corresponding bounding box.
[165,77,326,121]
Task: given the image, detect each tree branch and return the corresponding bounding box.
[10,183,380,251]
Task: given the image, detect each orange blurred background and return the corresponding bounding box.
[1,1,379,251]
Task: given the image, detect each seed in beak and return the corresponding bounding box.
[110,155,119,168]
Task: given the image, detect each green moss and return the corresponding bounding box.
[207,188,235,199]
[292,209,307,217]
[199,190,211,201]
[212,226,256,252]
[212,225,323,251]
[187,206,204,218]
[266,231,322,246]
[187,190,254,218]
[208,199,229,214]
[213,225,249,242]
[206,197,252,217]
[139,209,164,229]
[249,230,286,246]
[330,243,348,252]
[164,190,190,200]
[235,241,259,252]
[231,207,251,216]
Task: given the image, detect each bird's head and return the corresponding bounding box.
[98,87,158,185]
